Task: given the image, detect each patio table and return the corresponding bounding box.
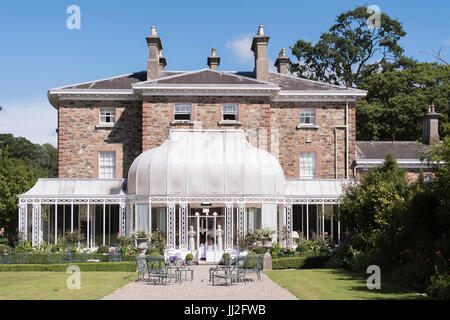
[176,266,194,282]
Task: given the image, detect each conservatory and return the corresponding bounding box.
[18,129,346,262]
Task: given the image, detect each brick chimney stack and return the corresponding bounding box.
[146,26,163,80]
[159,50,167,72]
[422,105,440,145]
[251,24,270,81]
[274,48,290,74]
[207,47,220,70]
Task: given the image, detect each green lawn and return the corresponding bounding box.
[0,272,137,300]
[264,268,427,300]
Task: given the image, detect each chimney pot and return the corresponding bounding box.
[146,26,164,80]
[251,24,270,81]
[422,104,440,145]
[275,48,290,74]
[207,48,220,70]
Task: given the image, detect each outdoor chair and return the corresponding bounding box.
[146,256,181,285]
[209,257,235,283]
[210,257,244,286]
[238,255,263,281]
[109,251,122,262]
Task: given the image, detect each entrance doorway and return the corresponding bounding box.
[187,207,225,262]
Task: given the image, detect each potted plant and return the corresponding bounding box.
[222,253,231,266]
[185,253,194,265]
[259,227,276,248]
[134,230,150,256]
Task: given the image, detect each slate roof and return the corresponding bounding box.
[57,69,360,91]
[356,141,430,160]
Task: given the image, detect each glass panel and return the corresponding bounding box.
[300,151,316,179]
[94,205,103,247]
[300,109,316,125]
[174,104,191,120]
[79,205,88,247]
[99,108,116,124]
[99,151,116,178]
[135,203,149,232]
[27,204,33,242]
[151,207,167,238]
[41,205,48,244]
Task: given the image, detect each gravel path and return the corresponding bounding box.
[102,265,298,300]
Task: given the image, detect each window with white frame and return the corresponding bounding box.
[99,108,116,126]
[174,104,192,120]
[299,109,316,125]
[222,104,239,121]
[99,151,116,178]
[299,151,316,179]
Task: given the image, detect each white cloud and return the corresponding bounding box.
[226,33,254,64]
[0,97,57,147]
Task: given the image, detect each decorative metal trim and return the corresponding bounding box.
[285,204,293,247]
[179,203,187,250]
[31,204,41,246]
[167,203,176,249]
[237,203,245,244]
[225,204,233,249]
[119,204,126,234]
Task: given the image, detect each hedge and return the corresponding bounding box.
[1,253,137,264]
[0,261,136,272]
[272,255,330,270]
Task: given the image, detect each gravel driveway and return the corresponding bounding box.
[102,265,298,300]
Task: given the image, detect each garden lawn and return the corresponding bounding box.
[264,269,427,300]
[0,272,137,300]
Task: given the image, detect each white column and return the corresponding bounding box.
[331,205,334,242]
[225,203,233,249]
[70,201,74,233]
[306,203,309,240]
[119,204,126,235]
[301,205,304,239]
[167,203,176,249]
[87,202,90,248]
[179,203,187,250]
[322,203,325,238]
[18,204,26,235]
[195,212,200,260]
[54,202,58,245]
[31,203,41,246]
[103,201,106,246]
[134,203,137,232]
[237,203,245,247]
[284,203,293,247]
[148,199,152,233]
[337,205,341,244]
[63,205,65,237]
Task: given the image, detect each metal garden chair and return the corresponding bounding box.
[136,256,148,281]
[238,255,263,281]
[109,251,122,262]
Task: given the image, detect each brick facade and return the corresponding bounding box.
[58,97,356,179]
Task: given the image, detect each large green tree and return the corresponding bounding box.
[357,63,450,141]
[289,6,406,87]
[0,149,39,240]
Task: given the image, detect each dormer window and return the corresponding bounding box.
[222,104,239,121]
[174,104,192,120]
[299,109,316,126]
[99,108,116,126]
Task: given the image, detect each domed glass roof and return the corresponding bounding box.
[127,130,286,196]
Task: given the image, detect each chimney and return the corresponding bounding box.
[207,47,220,70]
[251,24,270,81]
[159,51,167,72]
[146,26,163,80]
[422,105,440,145]
[274,48,290,74]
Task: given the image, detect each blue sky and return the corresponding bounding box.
[0,0,449,146]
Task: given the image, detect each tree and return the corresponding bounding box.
[0,149,39,241]
[289,6,406,87]
[357,63,450,141]
[339,154,410,251]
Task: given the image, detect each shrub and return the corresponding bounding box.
[427,272,450,300]
[0,238,8,245]
[0,262,136,272]
[272,255,331,270]
[96,245,110,254]
[145,247,160,255]
[389,259,434,292]
[185,253,194,260]
[252,246,266,254]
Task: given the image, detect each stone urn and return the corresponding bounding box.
[136,238,149,256]
[263,237,272,248]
